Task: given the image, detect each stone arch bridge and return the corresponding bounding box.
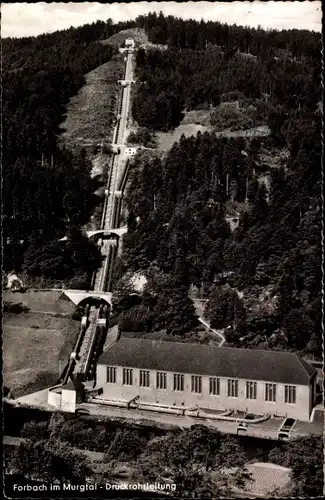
[87,228,127,239]
[62,290,112,306]
[59,228,127,243]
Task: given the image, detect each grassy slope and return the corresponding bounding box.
[3,291,79,397]
[4,290,75,314]
[155,103,271,152]
[58,43,126,233]
[59,59,124,150]
[3,313,80,397]
[156,122,212,152]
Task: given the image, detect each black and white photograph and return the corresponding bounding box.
[2,1,323,498]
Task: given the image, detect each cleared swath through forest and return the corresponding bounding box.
[60,46,135,385]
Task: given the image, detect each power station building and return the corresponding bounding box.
[96,339,317,422]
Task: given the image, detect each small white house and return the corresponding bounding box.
[7,272,25,291]
[125,147,137,156]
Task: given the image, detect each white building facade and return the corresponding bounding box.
[96,339,317,422]
[125,147,137,156]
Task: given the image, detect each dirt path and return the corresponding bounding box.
[192,299,226,346]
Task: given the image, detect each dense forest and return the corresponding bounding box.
[2,20,131,286]
[132,12,321,131]
[116,14,321,357]
[3,14,321,357]
[5,411,323,498]
[136,11,321,58]
[132,45,320,131]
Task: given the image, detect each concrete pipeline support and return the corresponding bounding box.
[88,397,270,423]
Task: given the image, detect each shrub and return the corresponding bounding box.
[211,102,255,131]
[4,386,11,398]
[220,91,246,102]
[21,420,50,441]
[3,301,29,314]
[72,305,85,321]
[118,305,152,332]
[69,273,89,290]
[127,128,157,148]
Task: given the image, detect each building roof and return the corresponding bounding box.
[62,380,76,391]
[98,339,316,385]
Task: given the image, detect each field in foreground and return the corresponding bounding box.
[3,309,79,398]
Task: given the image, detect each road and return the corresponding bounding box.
[198,317,226,346]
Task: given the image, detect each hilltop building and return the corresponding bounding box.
[96,339,317,422]
[125,39,135,49]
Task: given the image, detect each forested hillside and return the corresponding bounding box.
[132,12,321,131]
[3,14,321,357]
[136,11,320,58]
[132,45,319,131]
[3,21,129,286]
[116,14,321,358]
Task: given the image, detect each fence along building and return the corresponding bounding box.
[96,339,317,422]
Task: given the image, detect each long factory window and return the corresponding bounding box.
[139,370,150,387]
[123,368,133,386]
[173,374,184,392]
[107,367,116,384]
[156,372,167,390]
